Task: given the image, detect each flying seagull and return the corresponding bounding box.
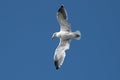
[52,5,81,70]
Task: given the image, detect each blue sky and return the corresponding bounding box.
[0,0,120,80]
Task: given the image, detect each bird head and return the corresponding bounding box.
[51,32,57,40]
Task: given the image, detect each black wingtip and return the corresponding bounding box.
[61,4,64,8]
[58,4,67,20]
[58,5,64,12]
[54,61,60,70]
[56,67,59,70]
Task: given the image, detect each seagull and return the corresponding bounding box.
[52,5,81,70]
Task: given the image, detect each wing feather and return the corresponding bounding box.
[54,39,70,69]
[57,5,71,32]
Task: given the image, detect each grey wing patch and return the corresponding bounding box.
[58,39,70,50]
[57,5,71,32]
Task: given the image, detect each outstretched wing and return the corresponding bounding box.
[57,5,71,32]
[54,39,70,70]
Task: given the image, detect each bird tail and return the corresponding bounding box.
[74,30,81,40]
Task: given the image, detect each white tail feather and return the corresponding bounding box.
[74,30,81,40]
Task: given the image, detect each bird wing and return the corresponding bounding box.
[57,5,71,32]
[54,39,70,69]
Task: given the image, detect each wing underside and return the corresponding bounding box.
[54,39,70,69]
[57,5,71,32]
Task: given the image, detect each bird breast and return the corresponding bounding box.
[57,31,72,40]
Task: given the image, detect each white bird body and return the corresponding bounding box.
[56,31,71,39]
[52,5,81,70]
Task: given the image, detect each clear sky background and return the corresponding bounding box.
[0,0,120,80]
